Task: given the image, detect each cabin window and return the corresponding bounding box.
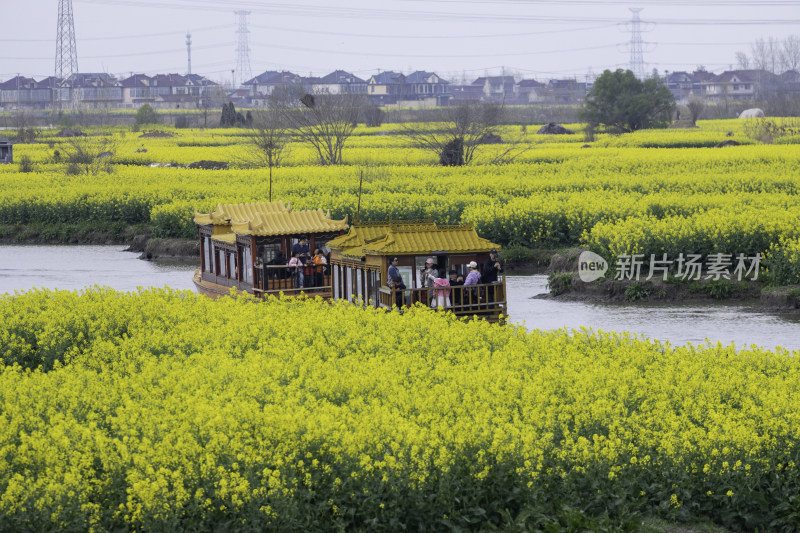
[333,266,339,299]
[366,270,379,304]
[261,242,282,263]
[355,269,363,301]
[243,247,252,283]
[218,249,227,277]
[204,236,213,273]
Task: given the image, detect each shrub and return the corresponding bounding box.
[17,155,34,173]
[135,103,159,125]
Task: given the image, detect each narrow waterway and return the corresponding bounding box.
[1,245,798,351]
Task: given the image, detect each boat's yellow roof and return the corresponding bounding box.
[194,202,290,226]
[363,224,500,256]
[195,201,348,237]
[330,221,499,259]
[327,219,434,250]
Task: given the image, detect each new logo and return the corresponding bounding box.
[578,251,608,282]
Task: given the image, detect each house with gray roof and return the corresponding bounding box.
[311,70,367,94]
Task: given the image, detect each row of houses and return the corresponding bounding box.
[231,68,800,107]
[2,68,800,110]
[0,72,220,110]
[664,69,800,103]
[237,70,585,107]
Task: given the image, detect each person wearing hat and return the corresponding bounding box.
[419,256,438,288]
[463,261,482,306]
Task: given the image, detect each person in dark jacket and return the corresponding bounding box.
[482,249,503,302]
[448,269,464,307]
[387,256,405,309]
[267,250,289,280]
[291,237,311,264]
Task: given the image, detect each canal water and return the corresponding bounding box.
[1,245,798,352]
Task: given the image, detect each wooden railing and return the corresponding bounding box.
[253,264,331,298]
[378,278,507,321]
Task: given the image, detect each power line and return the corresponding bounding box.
[73,0,800,25]
[248,22,618,40]
[0,24,227,43]
[249,41,622,58]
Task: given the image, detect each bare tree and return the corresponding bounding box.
[402,102,505,166]
[235,108,290,201]
[735,51,751,70]
[61,133,118,175]
[779,35,800,71]
[277,90,364,165]
[686,99,705,125]
[751,37,780,73]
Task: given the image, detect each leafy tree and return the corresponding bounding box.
[134,104,159,125]
[220,102,246,127]
[580,69,674,133]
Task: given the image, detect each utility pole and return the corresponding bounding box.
[55,0,79,111]
[186,33,192,75]
[234,10,253,88]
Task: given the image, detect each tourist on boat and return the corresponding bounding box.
[288,251,304,288]
[292,237,311,264]
[482,249,503,302]
[432,276,451,309]
[312,248,327,287]
[464,261,482,305]
[449,269,464,307]
[419,257,438,288]
[266,250,288,280]
[387,256,405,309]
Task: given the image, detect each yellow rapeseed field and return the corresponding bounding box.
[1,288,799,530]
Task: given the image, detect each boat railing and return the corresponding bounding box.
[377,278,507,321]
[253,263,331,297]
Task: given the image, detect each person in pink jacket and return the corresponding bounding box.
[288,251,304,288]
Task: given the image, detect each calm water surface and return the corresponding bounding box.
[1,245,798,351]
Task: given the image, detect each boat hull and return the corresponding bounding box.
[192,269,240,299]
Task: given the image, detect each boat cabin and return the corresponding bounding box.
[0,139,12,164]
[327,221,507,321]
[193,201,348,298]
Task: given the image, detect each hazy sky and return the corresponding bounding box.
[2,0,799,84]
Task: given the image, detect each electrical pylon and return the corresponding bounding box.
[628,8,645,79]
[55,0,79,111]
[234,10,252,87]
[55,0,79,82]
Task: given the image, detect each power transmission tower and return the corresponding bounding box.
[186,33,192,75]
[55,0,79,110]
[234,10,252,87]
[627,8,645,80]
